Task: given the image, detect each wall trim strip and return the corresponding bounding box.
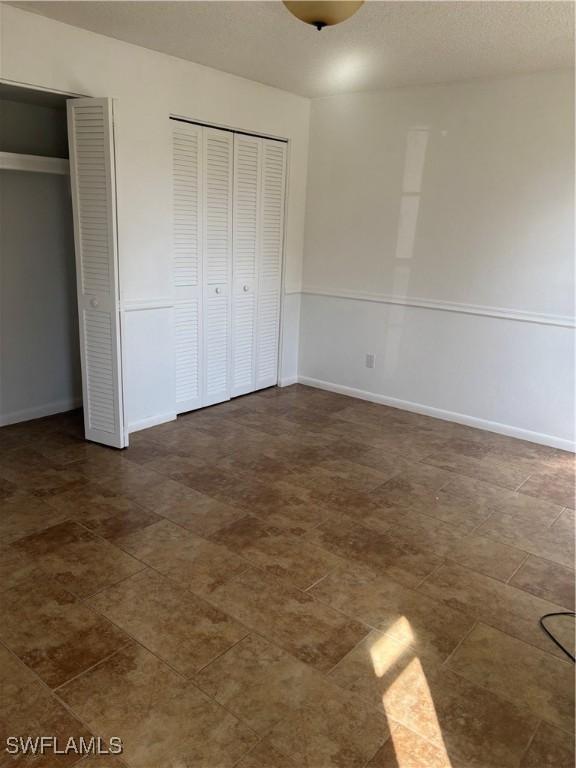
[128,411,176,434]
[287,288,575,328]
[298,376,575,452]
[0,397,82,427]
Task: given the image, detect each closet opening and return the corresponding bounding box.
[0,83,82,429]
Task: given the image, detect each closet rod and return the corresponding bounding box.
[169,116,288,144]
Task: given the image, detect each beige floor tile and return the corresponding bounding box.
[520,722,575,768]
[207,567,369,671]
[446,534,528,581]
[211,514,343,589]
[418,562,570,659]
[447,622,574,732]
[104,474,203,514]
[287,467,385,514]
[313,457,397,491]
[235,740,298,768]
[330,635,538,768]
[0,644,92,767]
[305,516,442,588]
[15,521,145,598]
[153,489,246,536]
[0,492,71,543]
[115,518,247,596]
[366,722,454,768]
[519,465,576,507]
[0,576,128,687]
[0,541,43,591]
[73,758,129,767]
[57,643,257,768]
[369,483,495,532]
[44,484,160,540]
[510,555,575,609]
[311,569,474,665]
[477,505,574,568]
[89,569,247,676]
[421,451,532,490]
[375,507,528,583]
[196,634,389,768]
[444,477,564,523]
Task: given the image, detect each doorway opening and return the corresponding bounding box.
[0,83,82,429]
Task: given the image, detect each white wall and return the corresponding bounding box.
[300,71,575,449]
[0,5,310,431]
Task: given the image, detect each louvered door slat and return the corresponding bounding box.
[203,128,233,406]
[67,97,126,448]
[231,134,261,396]
[255,140,287,390]
[172,121,203,413]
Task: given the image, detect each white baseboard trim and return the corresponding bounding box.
[0,397,82,427]
[278,376,298,387]
[298,376,575,452]
[128,412,176,434]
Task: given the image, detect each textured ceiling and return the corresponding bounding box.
[11,1,575,97]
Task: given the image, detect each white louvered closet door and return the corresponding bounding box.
[231,134,261,397]
[67,98,126,448]
[255,140,287,390]
[203,128,233,406]
[172,121,203,413]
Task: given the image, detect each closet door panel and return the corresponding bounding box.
[256,140,287,390]
[67,97,126,448]
[203,128,233,406]
[172,121,203,413]
[231,134,261,397]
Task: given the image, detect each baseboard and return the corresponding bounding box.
[0,397,82,427]
[278,376,298,387]
[298,376,575,452]
[128,412,176,434]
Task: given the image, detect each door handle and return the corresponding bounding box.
[90,298,100,309]
[215,287,222,295]
[243,285,249,293]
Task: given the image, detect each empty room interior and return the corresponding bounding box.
[0,1,574,766]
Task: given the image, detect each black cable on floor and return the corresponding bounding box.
[539,612,576,662]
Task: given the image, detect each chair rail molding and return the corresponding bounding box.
[291,287,575,328]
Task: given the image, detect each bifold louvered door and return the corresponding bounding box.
[67,98,126,448]
[255,140,287,390]
[231,134,261,397]
[171,122,286,414]
[172,121,203,413]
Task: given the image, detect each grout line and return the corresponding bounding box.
[505,552,530,584]
[52,639,135,693]
[517,720,542,765]
[414,560,445,590]
[0,636,107,758]
[441,620,478,670]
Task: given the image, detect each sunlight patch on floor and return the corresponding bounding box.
[370,619,452,767]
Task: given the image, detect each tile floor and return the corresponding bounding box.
[0,384,574,768]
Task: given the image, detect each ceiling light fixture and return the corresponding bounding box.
[282,1,364,31]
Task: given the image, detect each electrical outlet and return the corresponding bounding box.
[365,353,376,369]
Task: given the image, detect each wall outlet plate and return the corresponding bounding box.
[366,353,376,369]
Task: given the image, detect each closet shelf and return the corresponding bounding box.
[0,151,69,175]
